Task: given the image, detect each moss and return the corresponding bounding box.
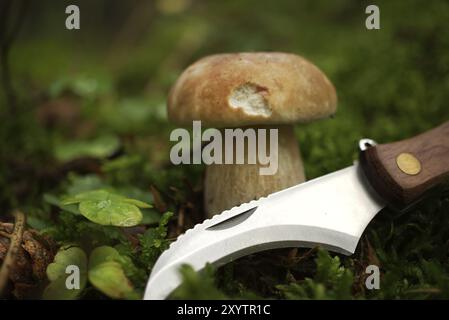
[1,0,449,299]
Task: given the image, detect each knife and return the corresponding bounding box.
[144,121,449,300]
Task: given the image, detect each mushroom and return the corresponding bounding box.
[168,52,337,217]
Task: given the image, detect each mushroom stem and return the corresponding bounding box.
[204,125,305,217]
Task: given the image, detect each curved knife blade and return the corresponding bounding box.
[144,163,385,300]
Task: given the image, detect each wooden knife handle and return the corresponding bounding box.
[360,121,449,209]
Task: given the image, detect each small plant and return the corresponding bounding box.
[277,249,354,300]
[44,245,139,300]
[61,189,151,227]
[37,185,174,299]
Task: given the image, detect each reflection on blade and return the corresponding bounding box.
[144,163,385,300]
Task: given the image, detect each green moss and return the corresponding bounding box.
[2,0,449,299]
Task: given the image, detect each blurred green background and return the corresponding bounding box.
[1,0,449,300]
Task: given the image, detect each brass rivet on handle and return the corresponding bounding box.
[396,153,421,175]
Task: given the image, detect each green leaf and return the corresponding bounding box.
[62,189,151,208]
[54,135,120,162]
[43,246,88,300]
[122,198,152,209]
[79,199,142,227]
[89,245,120,268]
[88,246,137,299]
[61,190,150,226]
[170,264,227,300]
[44,193,80,215]
[61,189,113,205]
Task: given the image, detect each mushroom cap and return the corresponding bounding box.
[168,52,337,127]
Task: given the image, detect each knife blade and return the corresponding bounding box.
[144,164,384,299]
[144,120,449,300]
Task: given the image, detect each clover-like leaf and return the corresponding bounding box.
[43,246,88,300]
[61,189,150,227]
[44,193,80,215]
[88,246,136,299]
[122,198,152,208]
[79,199,142,226]
[61,189,113,205]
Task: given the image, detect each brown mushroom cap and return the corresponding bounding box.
[168,52,337,127]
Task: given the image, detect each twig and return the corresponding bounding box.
[0,231,12,238]
[0,210,26,296]
[405,288,441,294]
